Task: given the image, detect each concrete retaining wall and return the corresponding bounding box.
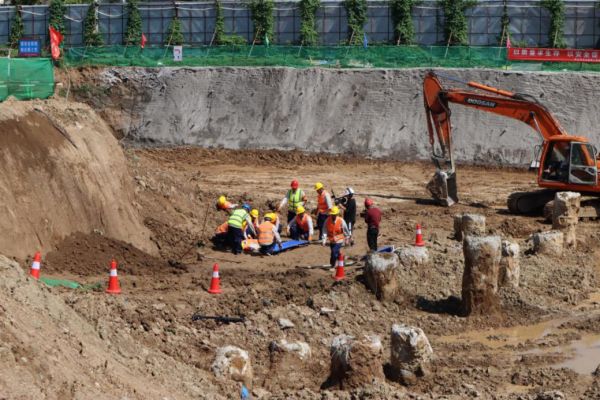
[109,67,600,165]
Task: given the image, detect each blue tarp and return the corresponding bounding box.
[376,245,395,253]
[271,240,309,254]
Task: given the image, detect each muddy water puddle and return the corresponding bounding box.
[551,334,600,374]
[439,310,600,375]
[439,317,569,349]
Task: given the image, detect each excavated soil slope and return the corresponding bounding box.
[64,67,600,165]
[0,99,154,259]
[0,254,222,399]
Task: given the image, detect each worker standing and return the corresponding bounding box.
[288,206,314,241]
[278,179,308,224]
[257,214,283,255]
[227,204,255,255]
[340,187,356,245]
[216,195,237,215]
[364,198,381,252]
[322,206,351,267]
[314,182,333,240]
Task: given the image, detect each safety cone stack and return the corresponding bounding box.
[29,251,41,279]
[106,259,122,294]
[208,263,222,294]
[414,224,425,247]
[333,252,345,281]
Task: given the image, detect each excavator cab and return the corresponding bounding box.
[567,142,597,185]
[540,140,597,186]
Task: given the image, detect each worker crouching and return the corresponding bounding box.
[258,213,283,255]
[322,206,351,267]
[288,205,314,241]
[212,221,229,249]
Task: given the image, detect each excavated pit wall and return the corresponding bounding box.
[104,67,600,165]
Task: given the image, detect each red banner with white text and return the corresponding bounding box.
[508,48,600,63]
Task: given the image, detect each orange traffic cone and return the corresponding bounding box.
[106,259,122,294]
[333,252,345,281]
[29,251,41,279]
[208,263,222,294]
[414,224,425,247]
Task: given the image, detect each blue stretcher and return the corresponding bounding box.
[271,239,309,254]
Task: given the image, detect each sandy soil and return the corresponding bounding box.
[13,146,598,399]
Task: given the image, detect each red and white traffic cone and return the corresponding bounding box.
[106,259,121,294]
[208,263,222,294]
[333,252,345,281]
[414,224,425,247]
[29,251,41,279]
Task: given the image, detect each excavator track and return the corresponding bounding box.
[507,189,557,215]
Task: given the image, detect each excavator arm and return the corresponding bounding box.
[422,71,568,206]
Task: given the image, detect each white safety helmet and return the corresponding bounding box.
[345,187,355,196]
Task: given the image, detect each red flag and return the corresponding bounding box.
[506,35,511,49]
[140,33,147,49]
[49,26,63,60]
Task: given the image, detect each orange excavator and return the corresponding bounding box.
[423,71,600,215]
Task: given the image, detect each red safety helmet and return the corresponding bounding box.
[364,198,374,207]
[291,179,299,189]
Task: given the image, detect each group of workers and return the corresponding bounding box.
[212,180,382,266]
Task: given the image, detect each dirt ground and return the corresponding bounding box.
[10,146,597,399]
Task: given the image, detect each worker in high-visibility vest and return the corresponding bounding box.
[211,221,229,249]
[314,182,333,240]
[227,204,255,254]
[288,205,314,241]
[277,179,308,224]
[257,214,282,255]
[216,195,237,215]
[322,206,351,267]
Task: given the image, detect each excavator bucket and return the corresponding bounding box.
[426,170,458,207]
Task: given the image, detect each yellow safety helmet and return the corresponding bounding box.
[296,205,305,215]
[264,213,275,221]
[250,209,259,218]
[329,206,340,216]
[314,182,324,191]
[217,195,227,206]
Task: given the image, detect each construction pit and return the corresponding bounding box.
[1,67,600,399]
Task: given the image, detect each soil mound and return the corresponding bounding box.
[44,232,182,276]
[0,98,154,259]
[0,254,219,399]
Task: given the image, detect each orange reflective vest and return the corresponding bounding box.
[218,201,234,211]
[295,214,310,232]
[215,222,228,234]
[326,216,344,243]
[317,191,330,214]
[258,221,275,245]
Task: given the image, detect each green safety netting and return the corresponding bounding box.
[62,45,600,72]
[0,58,55,101]
[64,45,509,68]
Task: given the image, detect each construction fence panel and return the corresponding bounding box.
[2,1,600,48]
[0,7,14,45]
[0,58,54,101]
